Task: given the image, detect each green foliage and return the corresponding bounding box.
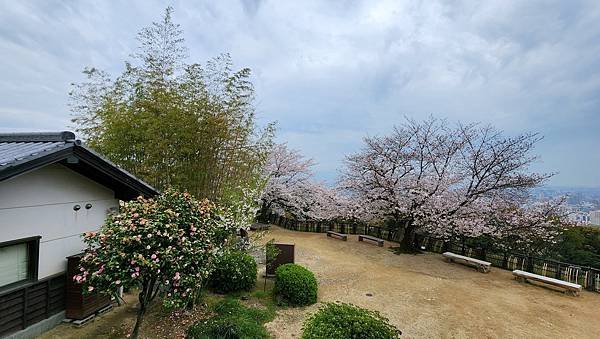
[210,250,258,293]
[301,302,401,339]
[187,298,274,339]
[553,226,600,268]
[75,189,237,311]
[70,7,274,205]
[274,264,318,306]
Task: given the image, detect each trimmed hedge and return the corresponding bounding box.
[274,264,318,306]
[302,302,401,339]
[209,250,257,293]
[187,298,272,339]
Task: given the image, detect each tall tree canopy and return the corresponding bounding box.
[260,143,341,221]
[340,117,559,251]
[70,7,273,202]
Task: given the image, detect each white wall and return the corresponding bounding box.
[0,164,119,279]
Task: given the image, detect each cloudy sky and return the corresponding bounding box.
[1,0,599,187]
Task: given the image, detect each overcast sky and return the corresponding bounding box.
[1,0,599,187]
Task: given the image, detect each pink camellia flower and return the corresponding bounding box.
[151,254,157,260]
[133,213,139,218]
[174,272,180,280]
[88,286,94,292]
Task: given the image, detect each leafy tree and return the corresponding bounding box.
[340,117,552,252]
[553,226,600,267]
[74,189,237,339]
[70,7,274,204]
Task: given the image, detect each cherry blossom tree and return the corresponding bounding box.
[259,143,315,219]
[260,143,345,221]
[340,117,553,252]
[484,197,572,255]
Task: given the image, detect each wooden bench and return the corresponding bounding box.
[512,270,582,296]
[358,235,384,247]
[442,252,491,273]
[326,231,348,241]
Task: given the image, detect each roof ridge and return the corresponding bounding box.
[0,131,76,143]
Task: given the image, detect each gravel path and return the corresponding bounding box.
[263,226,600,339]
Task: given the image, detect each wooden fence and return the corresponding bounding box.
[266,213,401,242]
[0,273,66,337]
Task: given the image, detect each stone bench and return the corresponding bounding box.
[512,270,582,296]
[326,231,348,241]
[443,252,491,273]
[358,234,384,247]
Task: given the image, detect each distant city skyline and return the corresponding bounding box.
[1,1,599,187]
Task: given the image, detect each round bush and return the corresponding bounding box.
[274,264,318,306]
[209,250,257,293]
[302,302,401,339]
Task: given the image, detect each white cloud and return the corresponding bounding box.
[0,0,599,186]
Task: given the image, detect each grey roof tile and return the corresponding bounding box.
[0,141,68,166]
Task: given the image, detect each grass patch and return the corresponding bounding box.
[187,295,276,339]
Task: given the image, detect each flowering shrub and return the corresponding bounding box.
[74,189,237,338]
[302,302,401,339]
[209,250,257,293]
[274,264,318,306]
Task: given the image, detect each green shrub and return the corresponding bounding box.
[187,298,273,339]
[274,264,318,306]
[210,250,257,293]
[302,302,401,339]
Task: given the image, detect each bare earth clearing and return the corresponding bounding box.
[39,225,600,339]
[263,226,600,339]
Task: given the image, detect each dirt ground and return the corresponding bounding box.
[38,291,208,339]
[263,226,600,339]
[39,225,600,339]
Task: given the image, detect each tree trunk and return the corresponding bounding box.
[398,220,418,253]
[131,300,146,339]
[130,282,151,339]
